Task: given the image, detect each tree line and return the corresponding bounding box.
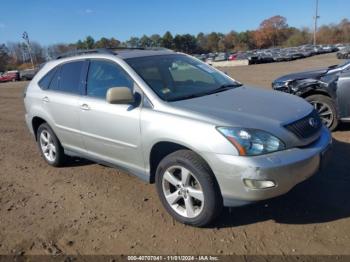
[1,16,350,72]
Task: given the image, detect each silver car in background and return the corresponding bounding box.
[24,48,332,227]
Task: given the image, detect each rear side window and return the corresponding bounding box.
[38,67,57,89]
[38,61,85,94]
[87,60,134,99]
[59,61,85,94]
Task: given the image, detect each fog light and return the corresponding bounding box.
[243,179,276,189]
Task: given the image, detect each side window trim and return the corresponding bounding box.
[50,65,61,91]
[80,59,90,96]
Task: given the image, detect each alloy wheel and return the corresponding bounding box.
[39,130,56,162]
[310,100,334,128]
[162,165,204,218]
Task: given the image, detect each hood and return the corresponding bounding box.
[273,68,328,83]
[170,86,313,129]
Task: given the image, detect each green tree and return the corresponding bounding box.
[150,34,162,47]
[173,34,197,53]
[139,35,152,48]
[236,31,256,50]
[222,31,237,51]
[85,36,95,49]
[161,31,174,49]
[76,36,95,49]
[76,40,85,49]
[196,32,208,53]
[95,37,120,48]
[126,37,140,48]
[284,28,311,46]
[207,32,220,52]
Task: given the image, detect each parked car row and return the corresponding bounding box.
[0,70,20,82]
[193,44,341,65]
[0,68,39,83]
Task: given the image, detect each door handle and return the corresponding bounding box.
[42,96,49,103]
[80,104,90,111]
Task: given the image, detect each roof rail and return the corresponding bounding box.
[107,47,172,51]
[55,47,174,59]
[55,48,115,59]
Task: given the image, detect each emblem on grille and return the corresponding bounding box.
[308,117,318,128]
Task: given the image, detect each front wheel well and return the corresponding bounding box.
[299,89,331,99]
[149,142,191,183]
[32,117,47,139]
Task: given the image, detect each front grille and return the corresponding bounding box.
[284,110,322,139]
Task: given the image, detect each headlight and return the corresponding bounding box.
[217,127,285,156]
[272,81,288,89]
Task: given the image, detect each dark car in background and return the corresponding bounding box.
[337,47,350,59]
[214,52,228,61]
[20,68,39,81]
[272,60,350,130]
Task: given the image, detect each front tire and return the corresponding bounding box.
[36,123,66,167]
[305,94,338,131]
[155,150,223,227]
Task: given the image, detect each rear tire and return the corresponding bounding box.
[155,150,223,227]
[36,123,66,167]
[305,94,338,131]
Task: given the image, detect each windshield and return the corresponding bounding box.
[337,60,350,69]
[126,54,241,101]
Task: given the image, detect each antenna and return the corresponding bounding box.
[22,31,35,69]
[313,0,320,45]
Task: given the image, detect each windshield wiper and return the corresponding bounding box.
[168,83,241,102]
[200,83,242,96]
[167,93,204,102]
[328,64,338,69]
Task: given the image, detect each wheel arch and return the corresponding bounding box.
[148,141,214,184]
[299,88,331,99]
[32,116,48,140]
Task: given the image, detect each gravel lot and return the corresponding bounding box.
[0,53,349,255]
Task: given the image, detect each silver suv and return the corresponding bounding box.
[24,48,332,227]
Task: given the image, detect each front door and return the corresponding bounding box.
[79,59,144,173]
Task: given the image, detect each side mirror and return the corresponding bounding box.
[106,87,135,104]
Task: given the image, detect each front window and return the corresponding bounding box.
[87,60,134,99]
[126,54,241,101]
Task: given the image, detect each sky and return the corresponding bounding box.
[0,0,349,45]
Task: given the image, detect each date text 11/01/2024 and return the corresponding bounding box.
[127,255,219,261]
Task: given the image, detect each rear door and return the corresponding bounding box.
[41,60,87,152]
[78,59,144,173]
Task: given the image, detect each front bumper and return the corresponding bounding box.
[203,127,332,207]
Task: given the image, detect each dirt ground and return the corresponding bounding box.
[0,53,349,255]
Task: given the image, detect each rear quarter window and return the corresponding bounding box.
[38,67,57,90]
[39,61,85,94]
